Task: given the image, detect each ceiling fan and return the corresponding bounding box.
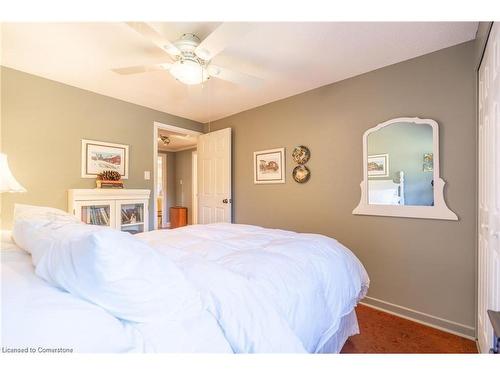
[113,22,262,87]
[159,135,171,145]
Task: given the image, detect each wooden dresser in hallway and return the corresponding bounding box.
[170,206,188,228]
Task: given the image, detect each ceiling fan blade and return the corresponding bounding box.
[112,63,171,75]
[208,64,262,89]
[126,22,181,56]
[195,23,252,61]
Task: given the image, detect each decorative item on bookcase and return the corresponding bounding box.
[121,207,142,225]
[96,170,124,188]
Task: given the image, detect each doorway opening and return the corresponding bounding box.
[153,122,202,230]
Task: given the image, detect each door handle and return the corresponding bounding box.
[223,199,228,204]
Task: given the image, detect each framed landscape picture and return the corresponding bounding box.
[367,153,389,177]
[81,139,129,179]
[254,148,285,184]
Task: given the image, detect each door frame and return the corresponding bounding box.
[192,150,198,225]
[157,152,167,227]
[152,121,202,230]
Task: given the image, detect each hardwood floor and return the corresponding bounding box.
[341,304,477,353]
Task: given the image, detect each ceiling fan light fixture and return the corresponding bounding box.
[160,135,171,145]
[169,59,209,85]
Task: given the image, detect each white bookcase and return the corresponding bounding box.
[68,189,151,234]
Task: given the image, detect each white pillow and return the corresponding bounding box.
[13,203,80,222]
[12,206,203,323]
[12,204,81,253]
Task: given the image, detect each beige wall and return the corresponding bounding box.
[0,67,203,229]
[209,41,476,334]
[174,148,195,224]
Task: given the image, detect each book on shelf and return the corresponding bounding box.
[121,208,130,224]
[87,206,109,226]
[100,207,109,225]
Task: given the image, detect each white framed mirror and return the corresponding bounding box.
[353,117,457,220]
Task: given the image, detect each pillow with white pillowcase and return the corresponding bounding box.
[13,203,79,222]
[12,204,203,323]
[12,203,81,253]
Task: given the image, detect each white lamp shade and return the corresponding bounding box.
[0,153,26,193]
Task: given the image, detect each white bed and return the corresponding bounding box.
[368,170,405,205]
[1,208,369,353]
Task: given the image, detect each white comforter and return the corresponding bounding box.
[137,223,369,353]
[6,206,369,353]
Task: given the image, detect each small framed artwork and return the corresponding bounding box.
[423,153,433,172]
[81,139,129,179]
[254,148,285,184]
[367,154,389,177]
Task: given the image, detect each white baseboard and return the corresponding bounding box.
[360,296,476,340]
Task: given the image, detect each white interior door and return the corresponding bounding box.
[197,128,232,224]
[478,22,500,353]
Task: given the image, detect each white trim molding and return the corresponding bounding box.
[360,296,476,340]
[353,117,458,220]
[153,122,202,137]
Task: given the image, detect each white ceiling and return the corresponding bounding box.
[158,128,197,152]
[1,22,478,123]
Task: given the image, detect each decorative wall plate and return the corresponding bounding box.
[293,165,310,183]
[292,145,310,164]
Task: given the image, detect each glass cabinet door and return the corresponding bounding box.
[76,201,114,227]
[118,201,147,234]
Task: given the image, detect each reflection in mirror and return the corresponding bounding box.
[367,122,434,206]
[353,117,457,220]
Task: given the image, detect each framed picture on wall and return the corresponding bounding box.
[367,153,389,177]
[423,153,434,172]
[254,148,285,184]
[81,139,129,179]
